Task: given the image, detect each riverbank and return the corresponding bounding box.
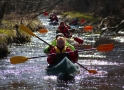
[0,18,46,58]
[0,29,31,58]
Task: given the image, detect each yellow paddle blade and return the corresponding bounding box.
[83,26,93,32]
[39,29,48,33]
[88,69,97,74]
[97,44,114,52]
[10,56,28,64]
[20,24,35,36]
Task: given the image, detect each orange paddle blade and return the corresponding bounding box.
[43,12,49,16]
[88,69,97,74]
[39,29,48,33]
[83,26,93,32]
[97,44,114,52]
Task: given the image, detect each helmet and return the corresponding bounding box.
[56,33,64,39]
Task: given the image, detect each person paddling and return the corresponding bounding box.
[56,21,72,38]
[49,13,59,22]
[44,33,75,54]
[47,37,78,68]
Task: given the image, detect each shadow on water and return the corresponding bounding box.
[0,15,124,90]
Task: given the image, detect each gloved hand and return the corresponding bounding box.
[66,34,72,38]
[68,34,72,38]
[74,50,78,56]
[73,37,84,44]
[47,53,56,64]
[50,53,56,63]
[74,50,79,63]
[48,45,54,52]
[50,53,56,57]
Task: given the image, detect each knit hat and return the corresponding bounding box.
[56,33,65,39]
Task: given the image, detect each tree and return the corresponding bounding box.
[0,2,7,25]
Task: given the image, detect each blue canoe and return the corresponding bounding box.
[45,57,80,81]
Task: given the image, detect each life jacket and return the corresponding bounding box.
[52,46,70,65]
[51,39,75,51]
[54,46,67,53]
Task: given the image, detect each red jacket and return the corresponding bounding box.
[58,26,72,38]
[47,46,78,65]
[50,15,58,22]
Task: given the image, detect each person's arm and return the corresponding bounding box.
[66,48,78,63]
[47,48,56,64]
[51,39,57,45]
[44,40,56,54]
[44,46,50,54]
[66,27,71,34]
[44,45,54,54]
[65,41,75,51]
[65,27,72,38]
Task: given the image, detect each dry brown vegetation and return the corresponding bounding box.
[0,0,124,22]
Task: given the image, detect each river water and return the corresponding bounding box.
[0,15,124,90]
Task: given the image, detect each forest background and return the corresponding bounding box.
[0,0,124,24]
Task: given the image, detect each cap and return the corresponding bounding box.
[56,33,65,39]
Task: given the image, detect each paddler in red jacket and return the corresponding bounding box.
[47,37,78,68]
[49,13,58,22]
[57,21,72,38]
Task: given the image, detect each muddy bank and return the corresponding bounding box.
[0,31,31,58]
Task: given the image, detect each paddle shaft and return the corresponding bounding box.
[76,62,89,71]
[35,35,51,46]
[28,55,47,59]
[20,24,51,46]
[26,45,113,59]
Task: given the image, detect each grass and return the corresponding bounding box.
[0,29,16,43]
[0,28,31,44]
[62,12,99,21]
[0,29,16,36]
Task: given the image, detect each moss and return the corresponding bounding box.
[62,12,99,21]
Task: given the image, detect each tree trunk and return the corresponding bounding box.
[0,2,7,25]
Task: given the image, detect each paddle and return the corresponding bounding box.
[39,29,84,44]
[76,62,97,74]
[78,44,114,52]
[10,55,47,64]
[10,44,114,64]
[83,25,93,32]
[10,55,97,74]
[43,12,49,16]
[20,24,50,46]
[80,19,85,23]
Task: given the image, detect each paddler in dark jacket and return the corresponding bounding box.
[47,37,78,67]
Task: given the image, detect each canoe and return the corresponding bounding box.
[49,20,59,26]
[45,57,80,81]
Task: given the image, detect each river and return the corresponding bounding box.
[0,15,124,90]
